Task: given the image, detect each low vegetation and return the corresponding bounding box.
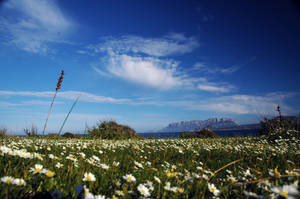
[0,131,299,198]
[62,132,81,139]
[180,129,219,139]
[1,102,299,198]
[23,124,38,137]
[88,120,142,139]
[0,128,7,137]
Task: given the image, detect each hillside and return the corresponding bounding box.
[160,118,239,132]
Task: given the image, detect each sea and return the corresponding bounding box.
[16,128,261,138]
[137,128,261,139]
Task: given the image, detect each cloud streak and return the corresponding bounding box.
[0,90,298,116]
[0,90,129,104]
[0,0,73,54]
[168,92,298,115]
[89,33,235,92]
[193,62,240,74]
[89,33,199,57]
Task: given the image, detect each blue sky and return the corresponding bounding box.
[0,0,300,134]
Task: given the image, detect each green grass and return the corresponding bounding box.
[0,133,299,198]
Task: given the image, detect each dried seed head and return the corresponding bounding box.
[56,70,64,91]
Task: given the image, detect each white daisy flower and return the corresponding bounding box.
[43,169,55,177]
[55,162,63,168]
[1,176,14,184]
[83,172,96,182]
[208,183,220,196]
[30,164,43,174]
[115,190,124,196]
[123,174,136,183]
[13,178,26,186]
[154,176,161,184]
[137,184,150,197]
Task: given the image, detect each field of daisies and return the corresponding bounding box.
[0,132,299,199]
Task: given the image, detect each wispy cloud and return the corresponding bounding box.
[0,90,297,116]
[92,66,112,78]
[168,92,298,115]
[193,62,240,74]
[89,33,235,92]
[197,83,235,93]
[88,33,199,57]
[0,90,130,104]
[0,0,74,54]
[0,100,64,108]
[193,56,256,75]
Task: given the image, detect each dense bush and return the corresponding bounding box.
[180,128,219,139]
[45,133,61,138]
[88,120,141,139]
[259,116,296,136]
[62,132,81,138]
[258,106,299,142]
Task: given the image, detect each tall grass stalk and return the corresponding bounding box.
[58,95,80,136]
[42,70,64,136]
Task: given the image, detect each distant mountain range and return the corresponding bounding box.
[160,118,261,132]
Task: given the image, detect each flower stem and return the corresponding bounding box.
[42,90,58,136]
[58,95,80,135]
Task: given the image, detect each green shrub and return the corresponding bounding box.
[180,129,219,139]
[258,105,299,142]
[88,120,141,139]
[259,116,296,136]
[194,128,219,138]
[45,133,61,138]
[62,132,81,138]
[179,131,189,138]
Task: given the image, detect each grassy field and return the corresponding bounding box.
[0,133,299,198]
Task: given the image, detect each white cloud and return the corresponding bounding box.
[193,62,240,74]
[197,84,234,93]
[89,33,199,57]
[94,53,236,91]
[88,33,235,92]
[0,90,130,104]
[169,92,297,115]
[106,54,182,90]
[0,0,73,54]
[92,66,112,78]
[0,101,21,107]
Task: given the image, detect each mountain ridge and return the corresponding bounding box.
[160,117,241,132]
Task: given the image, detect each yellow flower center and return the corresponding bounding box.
[167,172,172,177]
[36,168,41,173]
[5,179,12,183]
[46,171,54,177]
[280,191,288,198]
[128,177,132,181]
[87,176,92,181]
